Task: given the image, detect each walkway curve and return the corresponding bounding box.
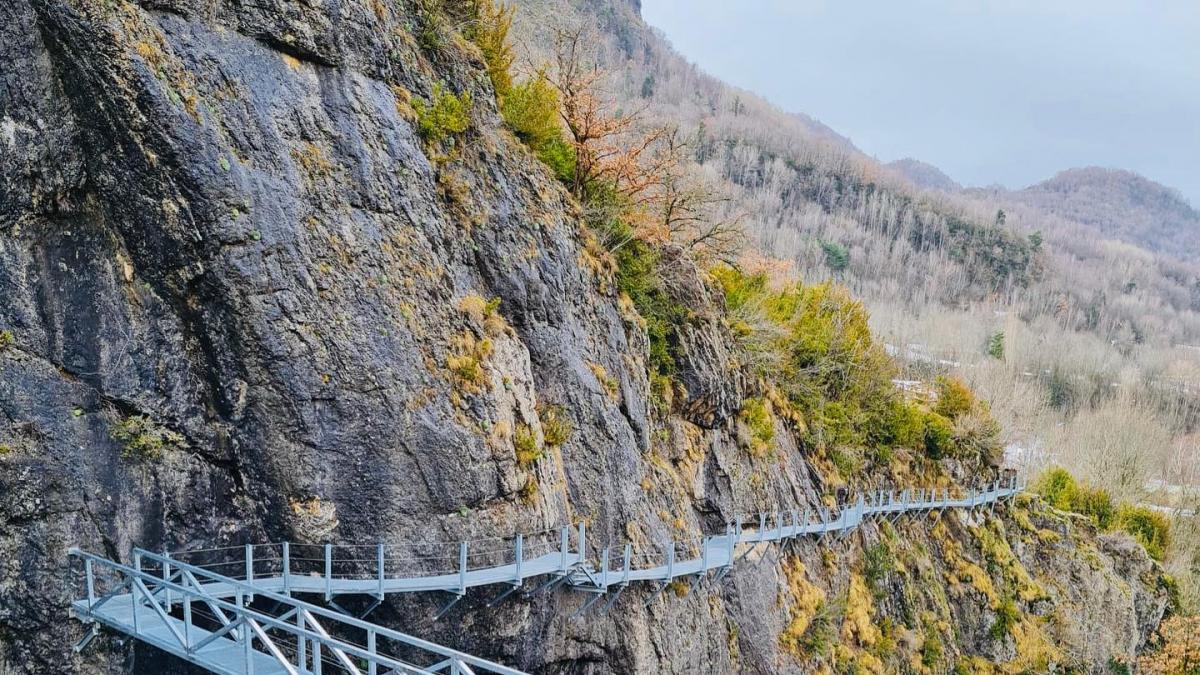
[68,476,1025,675]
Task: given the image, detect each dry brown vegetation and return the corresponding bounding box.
[508,0,1200,609]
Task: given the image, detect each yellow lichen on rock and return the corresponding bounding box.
[779,556,827,655]
[447,330,493,394]
[842,573,882,649]
[936,520,1000,607]
[588,362,619,399]
[1003,616,1063,673]
[972,520,1047,602]
[457,293,507,335]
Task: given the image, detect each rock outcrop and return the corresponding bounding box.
[0,1,1168,673]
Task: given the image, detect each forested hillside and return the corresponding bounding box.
[509,0,1200,617]
[997,167,1200,263]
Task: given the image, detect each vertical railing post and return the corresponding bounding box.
[132,552,142,633]
[313,638,322,675]
[85,559,95,608]
[514,534,524,582]
[458,542,468,595]
[726,523,735,568]
[559,527,569,573]
[377,542,386,599]
[245,618,254,674]
[324,543,332,602]
[622,543,632,583]
[236,588,252,673]
[282,542,291,595]
[162,551,172,610]
[701,537,709,576]
[600,547,610,590]
[757,513,766,542]
[183,594,192,651]
[245,544,254,603]
[665,540,674,581]
[368,629,378,675]
[296,610,306,668]
[578,522,587,565]
[130,574,141,634]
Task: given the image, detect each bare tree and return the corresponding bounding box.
[546,24,665,208]
[651,127,744,264]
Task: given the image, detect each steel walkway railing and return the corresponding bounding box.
[69,476,1024,674]
[69,549,527,675]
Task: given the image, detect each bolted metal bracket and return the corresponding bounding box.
[74,624,100,653]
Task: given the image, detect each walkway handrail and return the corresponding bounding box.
[71,548,528,675]
[153,477,1026,600]
[69,475,1026,675]
[132,548,527,675]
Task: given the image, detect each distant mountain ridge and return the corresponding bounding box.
[790,111,860,153]
[1009,167,1200,261]
[889,156,1199,262]
[886,157,962,192]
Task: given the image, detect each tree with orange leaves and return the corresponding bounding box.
[545,24,666,212]
[1140,615,1200,674]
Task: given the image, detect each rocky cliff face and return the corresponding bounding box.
[0,1,1168,673]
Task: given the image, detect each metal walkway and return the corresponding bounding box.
[69,477,1024,674]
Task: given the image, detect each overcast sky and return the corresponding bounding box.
[641,0,1200,205]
